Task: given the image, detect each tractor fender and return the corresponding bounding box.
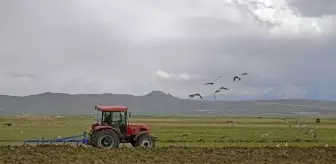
[133,131,149,141]
[93,126,122,138]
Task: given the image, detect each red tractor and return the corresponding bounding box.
[88,105,156,148]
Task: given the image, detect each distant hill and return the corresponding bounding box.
[0,91,335,117]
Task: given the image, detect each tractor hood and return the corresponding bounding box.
[90,122,150,130]
[128,123,150,131]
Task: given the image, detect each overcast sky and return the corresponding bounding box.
[0,0,335,99]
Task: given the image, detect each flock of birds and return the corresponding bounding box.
[179,118,329,148]
[186,73,330,147]
[177,117,331,148]
[188,73,249,100]
[259,118,330,147]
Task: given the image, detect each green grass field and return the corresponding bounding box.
[1,115,335,148]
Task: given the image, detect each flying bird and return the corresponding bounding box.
[305,129,316,139]
[241,73,248,76]
[213,87,229,100]
[188,93,203,99]
[233,76,241,82]
[204,76,222,85]
[297,123,308,131]
[214,87,229,94]
[219,87,229,90]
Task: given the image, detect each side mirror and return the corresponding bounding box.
[128,112,132,119]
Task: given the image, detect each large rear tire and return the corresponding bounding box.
[133,134,155,148]
[93,129,120,148]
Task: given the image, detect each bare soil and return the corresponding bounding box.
[0,145,335,164]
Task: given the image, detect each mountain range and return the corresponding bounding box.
[0,91,336,117]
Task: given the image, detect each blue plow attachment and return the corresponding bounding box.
[23,131,90,146]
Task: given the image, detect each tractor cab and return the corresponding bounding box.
[92,105,129,135]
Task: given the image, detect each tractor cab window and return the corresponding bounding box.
[119,112,126,123]
[102,111,127,128]
[112,112,120,122]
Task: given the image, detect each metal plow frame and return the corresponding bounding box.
[23,131,89,146]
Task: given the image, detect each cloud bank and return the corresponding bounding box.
[0,0,335,99]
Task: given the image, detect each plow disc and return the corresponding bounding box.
[23,131,90,146]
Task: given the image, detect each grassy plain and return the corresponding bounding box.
[0,115,336,163]
[0,115,336,147]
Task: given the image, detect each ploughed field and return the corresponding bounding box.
[0,145,335,164]
[0,116,336,163]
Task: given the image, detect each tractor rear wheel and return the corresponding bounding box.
[133,134,155,148]
[93,129,120,148]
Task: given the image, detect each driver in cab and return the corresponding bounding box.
[103,113,121,128]
[103,113,112,125]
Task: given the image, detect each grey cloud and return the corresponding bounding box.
[0,0,335,99]
[288,0,336,16]
[2,72,38,80]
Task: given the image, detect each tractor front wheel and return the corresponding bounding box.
[133,134,155,148]
[94,129,120,148]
